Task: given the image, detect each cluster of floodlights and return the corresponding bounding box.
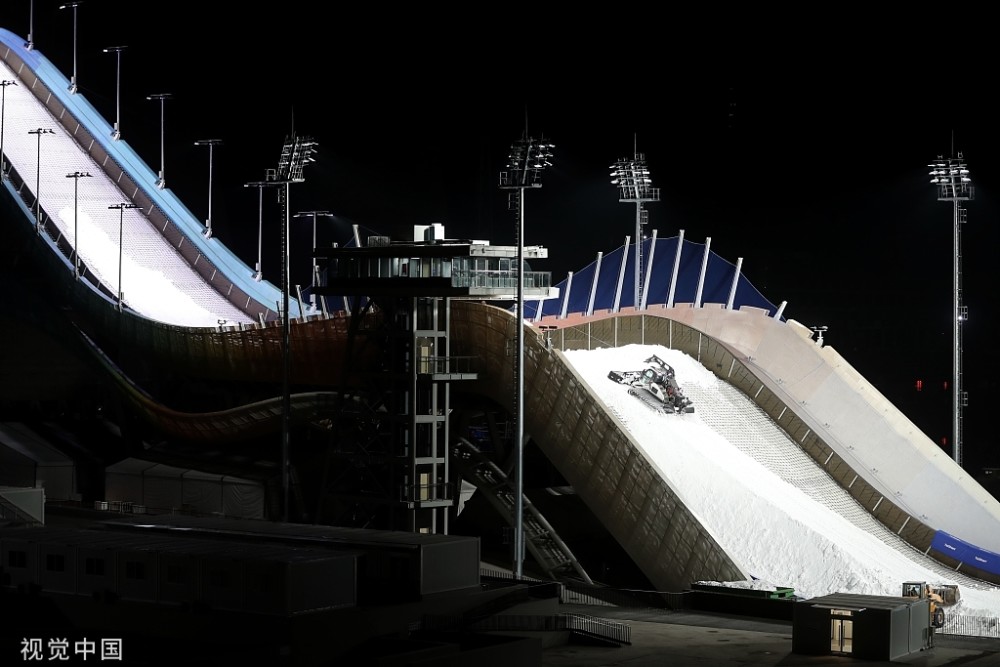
[277,135,318,182]
[929,159,971,187]
[609,157,656,200]
[506,138,554,186]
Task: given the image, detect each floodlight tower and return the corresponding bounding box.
[66,170,92,279]
[244,168,275,281]
[103,46,127,140]
[247,134,318,522]
[146,93,172,188]
[109,202,141,310]
[25,0,35,50]
[28,128,56,233]
[610,140,660,309]
[810,325,828,346]
[0,80,17,179]
[929,154,973,468]
[194,139,222,238]
[499,133,553,579]
[293,210,334,307]
[58,2,83,94]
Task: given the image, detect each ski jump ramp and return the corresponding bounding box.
[4,22,999,596]
[451,301,1000,592]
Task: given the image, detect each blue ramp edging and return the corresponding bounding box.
[0,27,296,318]
[931,531,1000,577]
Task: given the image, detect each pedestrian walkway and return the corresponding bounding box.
[541,605,1000,666]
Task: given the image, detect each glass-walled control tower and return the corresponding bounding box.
[314,225,557,535]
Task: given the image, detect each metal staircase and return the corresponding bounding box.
[0,494,42,527]
[454,438,592,583]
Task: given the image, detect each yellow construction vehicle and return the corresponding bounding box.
[902,581,959,629]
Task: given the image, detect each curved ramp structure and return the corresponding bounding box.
[450,301,1000,590]
[2,23,1000,602]
[0,27,293,325]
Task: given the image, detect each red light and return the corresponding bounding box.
[943,381,949,391]
[941,436,948,448]
[915,379,923,392]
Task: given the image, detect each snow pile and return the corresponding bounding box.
[563,344,1000,621]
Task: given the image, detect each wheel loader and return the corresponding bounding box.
[902,581,959,632]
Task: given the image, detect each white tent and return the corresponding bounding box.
[105,458,265,519]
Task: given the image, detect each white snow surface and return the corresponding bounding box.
[563,344,1000,619]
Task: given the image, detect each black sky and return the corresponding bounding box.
[1,4,998,472]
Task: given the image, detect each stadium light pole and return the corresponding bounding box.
[247,135,318,522]
[58,2,83,94]
[294,210,333,306]
[0,80,17,179]
[810,325,828,346]
[194,139,222,238]
[499,133,553,579]
[610,138,660,309]
[929,154,973,469]
[28,128,55,234]
[244,170,272,281]
[146,93,172,188]
[109,203,141,311]
[25,0,34,50]
[66,171,92,279]
[103,46,126,140]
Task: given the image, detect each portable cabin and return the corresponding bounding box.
[793,592,932,660]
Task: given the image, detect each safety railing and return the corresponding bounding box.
[422,612,631,646]
[939,614,1000,639]
[416,355,478,375]
[453,269,551,290]
[478,568,689,611]
[564,613,632,645]
[399,482,452,504]
[0,496,42,526]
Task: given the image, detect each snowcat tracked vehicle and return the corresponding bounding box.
[608,355,695,414]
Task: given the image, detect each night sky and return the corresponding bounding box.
[2,4,998,474]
